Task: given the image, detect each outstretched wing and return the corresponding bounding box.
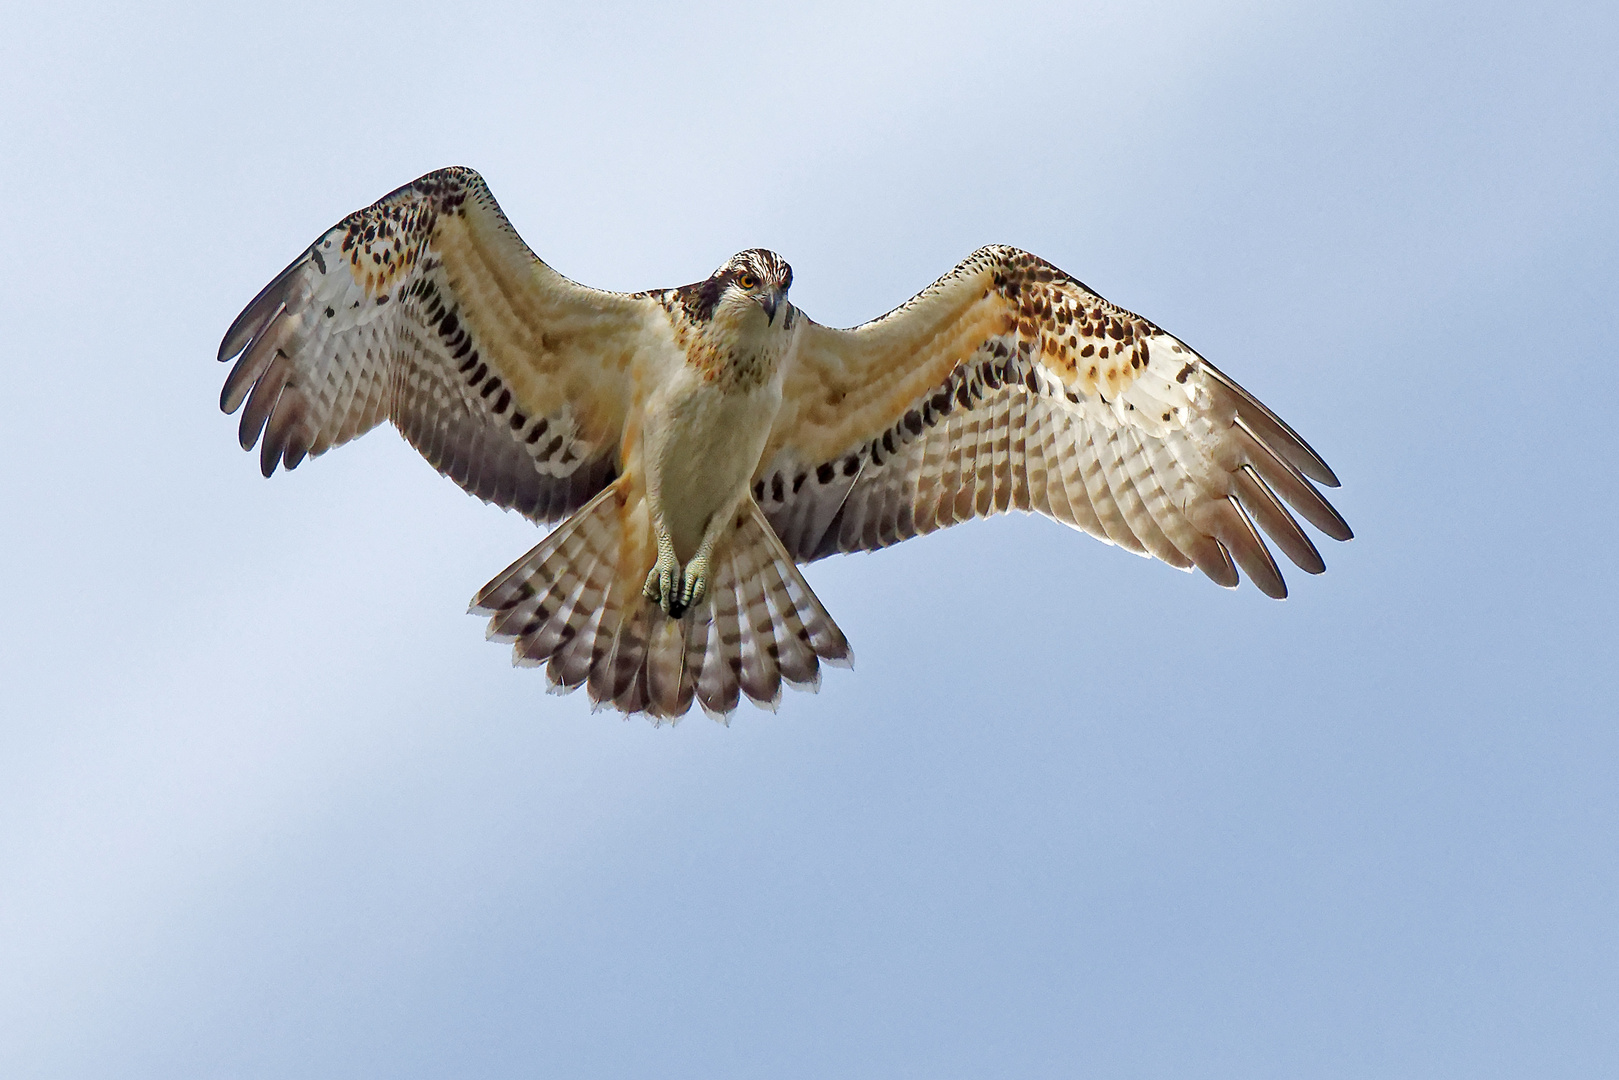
[218,167,664,522]
[757,245,1351,598]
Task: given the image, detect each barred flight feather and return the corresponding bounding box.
[219,170,1350,723]
[757,247,1350,606]
[470,484,850,723]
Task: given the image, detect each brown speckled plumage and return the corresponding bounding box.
[218,167,1350,722]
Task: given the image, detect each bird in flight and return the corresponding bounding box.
[218,167,1351,722]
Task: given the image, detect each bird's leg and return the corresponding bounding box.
[679,497,749,615]
[680,532,717,614]
[643,526,685,617]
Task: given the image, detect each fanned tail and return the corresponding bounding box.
[470,487,851,723]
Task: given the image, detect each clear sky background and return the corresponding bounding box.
[2,1,1615,1076]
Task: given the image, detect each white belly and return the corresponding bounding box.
[643,365,782,561]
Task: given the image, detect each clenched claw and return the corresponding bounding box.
[680,553,710,612]
[644,541,685,617]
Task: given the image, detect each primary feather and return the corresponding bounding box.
[218,169,1350,720]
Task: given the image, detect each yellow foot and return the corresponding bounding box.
[679,553,711,614]
[643,544,684,617]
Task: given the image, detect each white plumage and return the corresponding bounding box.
[217,167,1350,722]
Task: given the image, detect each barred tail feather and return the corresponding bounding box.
[694,551,745,719]
[470,491,851,723]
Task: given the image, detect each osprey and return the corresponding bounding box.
[218,167,1351,721]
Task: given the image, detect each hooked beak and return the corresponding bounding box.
[760,289,782,325]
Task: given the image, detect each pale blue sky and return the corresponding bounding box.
[1,1,1615,1076]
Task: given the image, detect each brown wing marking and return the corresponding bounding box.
[759,245,1349,597]
[217,166,659,523]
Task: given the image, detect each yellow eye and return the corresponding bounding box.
[737,272,758,290]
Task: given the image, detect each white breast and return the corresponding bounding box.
[642,362,784,560]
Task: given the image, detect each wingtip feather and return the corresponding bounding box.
[1203,361,1340,487]
[219,253,311,363]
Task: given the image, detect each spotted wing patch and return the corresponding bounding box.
[762,246,1349,597]
[218,166,659,522]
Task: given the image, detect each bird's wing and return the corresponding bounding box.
[758,245,1350,597]
[218,167,665,522]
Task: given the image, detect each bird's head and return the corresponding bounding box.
[711,248,794,329]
